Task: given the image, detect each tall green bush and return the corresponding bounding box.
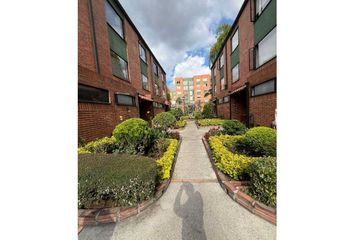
[169,108,183,120]
[247,157,276,207]
[112,118,154,155]
[152,112,176,132]
[221,120,247,135]
[202,102,215,119]
[241,127,276,157]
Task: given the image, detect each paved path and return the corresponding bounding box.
[79,121,276,240]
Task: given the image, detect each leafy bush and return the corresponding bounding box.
[180,116,189,121]
[241,127,276,157]
[175,120,187,129]
[204,128,221,141]
[196,119,225,126]
[202,102,216,119]
[193,112,202,120]
[152,112,177,132]
[156,139,178,182]
[169,131,180,140]
[79,136,117,154]
[169,108,183,120]
[208,136,255,180]
[221,120,247,135]
[78,154,157,208]
[113,118,154,155]
[78,147,90,154]
[247,157,276,208]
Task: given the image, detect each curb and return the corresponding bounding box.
[202,137,276,225]
[78,138,182,234]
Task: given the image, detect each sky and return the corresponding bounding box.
[119,0,244,90]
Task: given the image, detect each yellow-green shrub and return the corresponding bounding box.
[175,120,187,129]
[208,136,254,180]
[78,136,117,154]
[156,139,178,182]
[196,119,225,126]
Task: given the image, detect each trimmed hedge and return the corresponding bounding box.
[247,157,276,207]
[208,135,254,180]
[156,139,178,182]
[175,120,187,129]
[241,127,276,157]
[78,154,157,208]
[113,118,154,155]
[221,120,247,135]
[78,136,117,154]
[196,119,224,126]
[152,112,177,132]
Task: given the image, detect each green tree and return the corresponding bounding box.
[176,97,182,105]
[167,92,171,101]
[209,24,231,63]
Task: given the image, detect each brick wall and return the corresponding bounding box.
[216,103,231,119]
[249,93,276,127]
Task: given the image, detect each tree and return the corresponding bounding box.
[167,92,171,101]
[176,97,182,106]
[209,24,231,63]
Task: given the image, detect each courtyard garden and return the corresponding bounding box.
[78,112,181,210]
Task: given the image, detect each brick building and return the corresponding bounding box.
[211,0,276,127]
[79,0,168,142]
[172,74,211,113]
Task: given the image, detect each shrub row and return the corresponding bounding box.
[180,116,189,121]
[221,120,247,135]
[208,135,254,180]
[247,157,276,208]
[78,154,157,208]
[175,120,187,129]
[196,119,225,126]
[156,139,178,182]
[79,136,117,154]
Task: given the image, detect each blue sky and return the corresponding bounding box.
[119,0,243,89]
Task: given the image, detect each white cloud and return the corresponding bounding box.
[173,56,211,80]
[118,0,244,86]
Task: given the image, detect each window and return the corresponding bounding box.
[183,80,188,86]
[105,1,124,38]
[115,94,135,106]
[139,43,146,62]
[203,79,208,87]
[153,102,163,108]
[256,0,271,16]
[256,27,276,67]
[197,90,201,96]
[220,52,224,68]
[218,98,223,104]
[176,81,180,85]
[79,84,109,104]
[154,83,159,95]
[189,90,193,95]
[153,62,158,75]
[141,74,148,90]
[232,64,239,82]
[111,50,128,80]
[223,96,230,103]
[190,96,193,101]
[184,86,188,90]
[220,77,225,90]
[251,79,276,97]
[232,29,239,52]
[177,86,180,90]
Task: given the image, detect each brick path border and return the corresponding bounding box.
[202,136,276,225]
[78,138,182,234]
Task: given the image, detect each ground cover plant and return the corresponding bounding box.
[196,119,225,126]
[78,154,157,208]
[156,139,178,182]
[175,120,187,129]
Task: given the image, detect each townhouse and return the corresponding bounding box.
[173,74,211,113]
[79,0,169,142]
[211,0,276,127]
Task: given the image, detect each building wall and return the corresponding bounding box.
[216,102,231,119]
[78,0,167,142]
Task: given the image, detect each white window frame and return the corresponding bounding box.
[232,29,239,52]
[256,27,276,68]
[232,64,240,82]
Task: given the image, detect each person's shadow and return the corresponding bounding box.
[174,182,207,240]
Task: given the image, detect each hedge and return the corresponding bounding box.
[175,120,187,129]
[241,127,276,157]
[247,157,276,207]
[78,154,157,208]
[180,116,189,121]
[78,136,117,154]
[152,112,177,132]
[196,119,225,126]
[208,135,254,180]
[221,120,247,135]
[156,139,178,182]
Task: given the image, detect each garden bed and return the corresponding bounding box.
[78,138,181,232]
[195,118,225,127]
[202,129,277,225]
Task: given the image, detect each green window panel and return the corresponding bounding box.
[107,25,127,61]
[254,0,276,45]
[231,47,239,68]
[140,59,148,76]
[220,66,224,79]
[153,74,158,83]
[107,0,124,19]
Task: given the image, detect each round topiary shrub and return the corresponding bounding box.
[241,127,276,157]
[152,112,176,132]
[247,157,276,208]
[112,118,154,155]
[221,120,247,135]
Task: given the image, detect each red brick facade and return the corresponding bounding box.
[211,0,276,127]
[78,0,168,142]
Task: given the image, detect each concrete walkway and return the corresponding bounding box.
[79,121,276,240]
